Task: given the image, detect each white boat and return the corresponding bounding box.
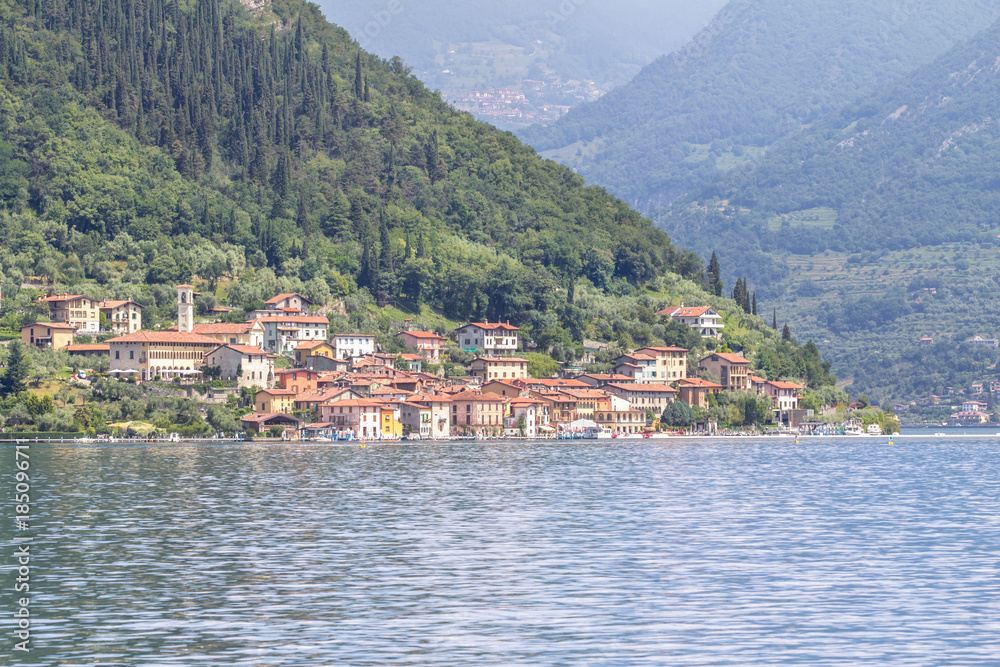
[844,424,865,436]
[583,426,613,439]
[866,424,883,436]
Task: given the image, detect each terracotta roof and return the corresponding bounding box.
[705,352,749,365]
[676,378,724,389]
[580,374,634,381]
[657,306,716,318]
[257,388,297,396]
[324,399,389,408]
[177,284,194,288]
[449,391,508,402]
[167,323,255,334]
[472,356,528,363]
[399,330,446,340]
[210,344,269,356]
[256,315,329,324]
[65,344,111,352]
[98,299,140,309]
[766,381,803,390]
[606,383,677,393]
[636,346,689,354]
[297,388,348,403]
[410,393,454,403]
[400,353,424,361]
[619,353,656,361]
[295,340,329,350]
[241,412,302,425]
[559,389,612,399]
[525,378,590,388]
[43,294,87,302]
[107,331,222,345]
[265,293,313,305]
[462,322,520,332]
[304,422,333,428]
[22,322,77,330]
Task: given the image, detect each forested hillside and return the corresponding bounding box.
[658,16,1000,406]
[0,0,831,389]
[519,0,1000,212]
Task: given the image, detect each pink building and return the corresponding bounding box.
[397,330,448,361]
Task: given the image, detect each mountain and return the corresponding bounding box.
[0,0,830,391]
[312,0,727,131]
[518,0,1000,212]
[660,16,1000,407]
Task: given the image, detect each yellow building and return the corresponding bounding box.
[256,388,296,414]
[294,340,336,366]
[42,294,100,333]
[21,322,76,350]
[107,330,222,381]
[166,321,266,348]
[380,406,403,439]
[98,299,143,335]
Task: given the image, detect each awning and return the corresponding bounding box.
[538,425,556,432]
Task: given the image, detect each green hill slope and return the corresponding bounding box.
[660,17,1000,406]
[518,0,1000,212]
[0,0,829,390]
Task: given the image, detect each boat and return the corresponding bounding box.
[866,424,883,436]
[583,426,613,439]
[844,423,865,436]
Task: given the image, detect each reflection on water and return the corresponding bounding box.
[9,438,1000,665]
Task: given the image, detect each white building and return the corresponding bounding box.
[455,322,520,355]
[656,305,724,340]
[203,344,275,389]
[332,334,376,360]
[258,315,329,354]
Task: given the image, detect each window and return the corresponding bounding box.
[115,350,120,360]
[129,350,134,360]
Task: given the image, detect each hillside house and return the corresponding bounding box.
[699,352,752,392]
[455,322,520,355]
[656,305,724,340]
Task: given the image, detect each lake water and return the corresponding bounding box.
[6,437,1000,665]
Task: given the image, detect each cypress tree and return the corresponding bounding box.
[782,323,792,341]
[772,308,777,330]
[707,251,723,296]
[354,50,362,99]
[752,292,757,316]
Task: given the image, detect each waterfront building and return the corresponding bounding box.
[107,330,221,381]
[203,344,275,389]
[699,352,752,391]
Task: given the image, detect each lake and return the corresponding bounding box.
[6,437,1000,665]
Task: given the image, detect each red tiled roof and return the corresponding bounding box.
[399,330,446,340]
[766,381,803,390]
[98,299,139,309]
[22,322,77,330]
[676,378,724,389]
[525,378,590,388]
[65,344,111,352]
[606,383,677,393]
[108,331,221,345]
[43,294,87,302]
[657,306,715,318]
[210,344,269,356]
[265,293,312,305]
[706,352,749,365]
[241,413,302,425]
[449,391,508,402]
[462,322,520,332]
[636,346,689,354]
[256,315,329,324]
[166,323,255,334]
[257,388,297,396]
[295,340,329,350]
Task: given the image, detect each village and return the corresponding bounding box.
[12,286,817,441]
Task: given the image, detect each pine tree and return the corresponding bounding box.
[1,340,29,396]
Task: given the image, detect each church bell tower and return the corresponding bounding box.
[177,284,194,333]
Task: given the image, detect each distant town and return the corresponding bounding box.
[17,287,818,440]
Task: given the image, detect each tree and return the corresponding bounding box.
[526,353,560,378]
[772,308,778,330]
[1,341,30,396]
[752,292,757,316]
[782,323,792,341]
[707,251,723,296]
